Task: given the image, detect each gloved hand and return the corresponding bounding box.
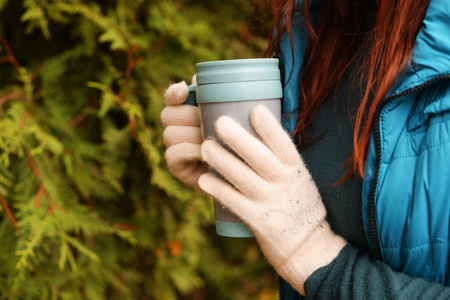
[161,76,208,189]
[198,105,347,295]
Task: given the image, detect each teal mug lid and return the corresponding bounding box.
[196,80,282,103]
[196,58,280,85]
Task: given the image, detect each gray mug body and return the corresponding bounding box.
[194,58,283,238]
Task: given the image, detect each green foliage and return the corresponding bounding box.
[0,0,277,299]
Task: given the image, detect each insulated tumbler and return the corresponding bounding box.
[188,58,282,237]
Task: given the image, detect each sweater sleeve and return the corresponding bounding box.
[303,244,450,299]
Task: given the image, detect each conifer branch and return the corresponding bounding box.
[59,113,89,140]
[30,67,41,85]
[124,45,144,81]
[46,198,62,216]
[113,222,138,231]
[128,117,137,138]
[124,55,144,81]
[0,195,21,234]
[68,113,88,128]
[59,231,100,263]
[113,93,138,138]
[0,1,268,296]
[0,37,21,70]
[16,215,50,270]
[24,148,61,214]
[35,183,44,208]
[19,112,29,130]
[25,147,42,180]
[0,92,24,107]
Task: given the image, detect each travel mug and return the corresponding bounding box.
[187,58,282,237]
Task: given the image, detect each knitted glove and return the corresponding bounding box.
[161,76,208,188]
[198,105,347,295]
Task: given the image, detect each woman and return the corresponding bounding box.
[161,0,450,298]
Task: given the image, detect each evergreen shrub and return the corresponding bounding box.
[0,0,277,299]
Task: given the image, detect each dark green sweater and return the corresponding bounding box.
[300,69,369,253]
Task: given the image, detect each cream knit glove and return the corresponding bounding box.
[198,105,347,295]
[161,76,208,188]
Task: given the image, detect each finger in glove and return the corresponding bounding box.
[165,81,189,106]
[165,142,208,187]
[163,125,203,147]
[201,139,268,197]
[198,172,259,221]
[214,115,284,182]
[250,105,302,167]
[160,105,201,127]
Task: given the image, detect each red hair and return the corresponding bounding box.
[266,0,429,180]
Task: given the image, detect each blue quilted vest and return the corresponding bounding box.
[279,0,450,285]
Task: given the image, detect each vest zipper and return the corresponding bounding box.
[369,73,450,260]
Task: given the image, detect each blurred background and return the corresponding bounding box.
[0,0,278,299]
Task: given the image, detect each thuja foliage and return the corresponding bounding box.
[0,0,277,299]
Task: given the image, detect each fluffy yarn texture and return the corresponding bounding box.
[198,105,347,295]
[161,80,208,188]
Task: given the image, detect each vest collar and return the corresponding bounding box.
[388,0,450,96]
